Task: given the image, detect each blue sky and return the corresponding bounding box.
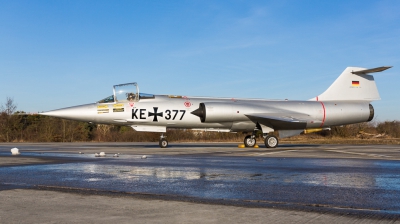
[0,0,399,121]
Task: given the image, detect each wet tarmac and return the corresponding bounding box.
[1,143,400,221]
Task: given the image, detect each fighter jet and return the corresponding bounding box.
[41,66,391,148]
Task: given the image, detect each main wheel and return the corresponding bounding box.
[244,135,256,147]
[264,135,278,148]
[159,138,168,148]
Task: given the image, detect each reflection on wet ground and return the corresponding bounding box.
[1,144,400,217]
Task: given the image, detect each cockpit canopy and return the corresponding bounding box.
[97,82,154,104]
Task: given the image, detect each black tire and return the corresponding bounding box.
[159,138,168,148]
[244,135,256,147]
[264,135,278,148]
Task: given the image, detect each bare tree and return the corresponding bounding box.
[97,124,111,141]
[1,97,17,115]
[0,97,21,142]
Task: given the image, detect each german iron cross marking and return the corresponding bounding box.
[148,107,163,122]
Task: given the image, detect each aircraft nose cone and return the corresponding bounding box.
[40,104,96,121]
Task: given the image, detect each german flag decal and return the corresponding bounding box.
[352,81,360,86]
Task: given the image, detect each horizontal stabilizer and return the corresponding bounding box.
[351,66,392,75]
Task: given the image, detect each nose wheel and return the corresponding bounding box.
[159,133,168,148]
[159,138,168,148]
[264,135,279,148]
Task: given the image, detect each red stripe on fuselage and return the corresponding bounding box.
[320,101,326,127]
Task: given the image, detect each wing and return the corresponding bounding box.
[245,112,319,130]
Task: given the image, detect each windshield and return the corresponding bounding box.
[97,95,114,103]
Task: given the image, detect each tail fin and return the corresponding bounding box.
[310,66,392,101]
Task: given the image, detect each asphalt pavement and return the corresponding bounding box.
[1,142,400,223]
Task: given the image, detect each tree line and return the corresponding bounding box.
[0,97,399,143]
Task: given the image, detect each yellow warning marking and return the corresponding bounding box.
[97,105,109,109]
[113,108,124,112]
[113,104,124,108]
[97,109,109,114]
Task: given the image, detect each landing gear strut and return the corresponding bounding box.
[264,135,279,148]
[159,133,168,148]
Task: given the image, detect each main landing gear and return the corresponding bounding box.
[243,132,279,148]
[159,133,168,148]
[264,135,279,148]
[244,134,257,147]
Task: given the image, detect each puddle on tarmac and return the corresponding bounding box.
[1,155,400,213]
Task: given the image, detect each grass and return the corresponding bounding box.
[280,135,400,145]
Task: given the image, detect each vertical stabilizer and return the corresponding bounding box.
[310,66,391,102]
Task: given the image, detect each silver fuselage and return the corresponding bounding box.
[43,95,372,132]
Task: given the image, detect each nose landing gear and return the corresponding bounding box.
[159,133,168,148]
